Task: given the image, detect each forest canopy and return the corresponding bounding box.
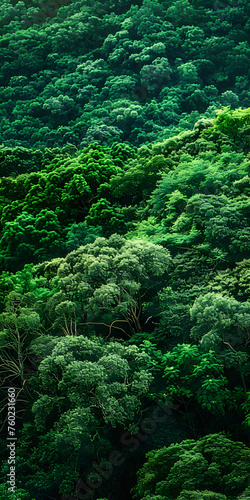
[0,1,249,500]
[0,0,250,149]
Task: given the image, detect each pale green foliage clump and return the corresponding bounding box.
[40,234,171,336]
[190,292,250,351]
[32,334,154,430]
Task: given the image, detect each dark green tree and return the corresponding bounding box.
[132,433,250,500]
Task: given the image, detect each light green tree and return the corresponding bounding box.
[39,235,171,337]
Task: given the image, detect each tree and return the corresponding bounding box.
[0,146,43,177]
[11,334,154,497]
[140,57,172,92]
[0,289,42,409]
[86,198,136,234]
[35,234,172,337]
[190,292,250,393]
[140,342,234,420]
[132,433,250,500]
[206,107,250,144]
[66,221,103,251]
[0,210,65,271]
[190,291,250,363]
[152,286,195,345]
[80,124,123,147]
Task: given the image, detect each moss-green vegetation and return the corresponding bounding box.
[0,1,249,499]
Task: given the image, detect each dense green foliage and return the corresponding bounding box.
[132,433,250,500]
[0,1,249,500]
[0,0,250,149]
[10,335,154,496]
[0,107,249,499]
